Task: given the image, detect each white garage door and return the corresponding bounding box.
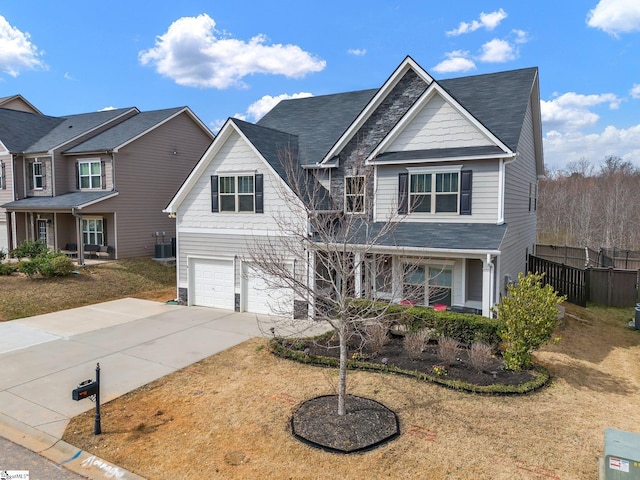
[191,258,234,309]
[243,264,293,316]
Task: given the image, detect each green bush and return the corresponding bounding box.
[11,240,48,259]
[0,262,16,275]
[347,298,504,350]
[17,253,75,278]
[493,272,566,371]
[17,260,39,277]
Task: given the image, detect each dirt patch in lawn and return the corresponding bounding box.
[63,303,640,480]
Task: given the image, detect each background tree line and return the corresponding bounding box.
[537,156,640,251]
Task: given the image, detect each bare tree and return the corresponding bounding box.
[246,144,430,416]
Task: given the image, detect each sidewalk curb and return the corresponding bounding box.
[0,412,145,480]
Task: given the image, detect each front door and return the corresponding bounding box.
[37,219,47,245]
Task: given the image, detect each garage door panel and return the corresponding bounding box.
[191,258,234,309]
[243,264,293,316]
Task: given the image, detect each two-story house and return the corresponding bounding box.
[0,98,214,261]
[164,56,543,317]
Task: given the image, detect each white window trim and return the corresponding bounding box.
[33,162,43,190]
[219,174,255,213]
[344,175,366,214]
[79,159,102,190]
[82,216,104,246]
[406,165,462,215]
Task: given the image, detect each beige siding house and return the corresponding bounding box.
[0,100,214,261]
[166,56,544,317]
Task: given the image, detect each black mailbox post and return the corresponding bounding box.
[71,363,101,434]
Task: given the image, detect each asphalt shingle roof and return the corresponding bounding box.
[0,108,63,152]
[65,107,185,153]
[1,191,118,210]
[338,221,508,251]
[257,89,378,166]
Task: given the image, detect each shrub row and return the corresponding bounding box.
[269,337,550,395]
[348,298,504,349]
[18,252,75,278]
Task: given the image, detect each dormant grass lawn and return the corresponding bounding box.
[63,303,640,480]
[0,257,176,321]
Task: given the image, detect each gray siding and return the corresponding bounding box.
[374,159,500,223]
[499,97,538,295]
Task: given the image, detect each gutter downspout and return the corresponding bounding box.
[71,207,83,265]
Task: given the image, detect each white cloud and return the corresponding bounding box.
[347,48,367,56]
[0,15,46,77]
[512,29,529,44]
[432,50,476,73]
[246,92,313,121]
[447,9,507,36]
[541,92,621,131]
[631,84,640,99]
[587,0,640,36]
[478,38,516,63]
[544,125,640,169]
[98,106,117,111]
[138,14,326,89]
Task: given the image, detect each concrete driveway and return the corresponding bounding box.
[0,298,316,479]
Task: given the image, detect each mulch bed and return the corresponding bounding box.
[285,333,536,388]
[291,395,399,453]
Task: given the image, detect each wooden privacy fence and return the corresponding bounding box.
[528,254,640,308]
[528,255,589,307]
[535,244,640,270]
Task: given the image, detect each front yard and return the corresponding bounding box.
[63,303,640,479]
[0,257,176,321]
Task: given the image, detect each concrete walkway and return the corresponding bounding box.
[0,298,314,479]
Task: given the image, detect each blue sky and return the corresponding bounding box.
[1,0,639,171]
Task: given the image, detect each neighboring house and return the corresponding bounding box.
[0,99,214,261]
[165,56,543,317]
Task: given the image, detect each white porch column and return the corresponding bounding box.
[354,252,362,298]
[482,254,494,317]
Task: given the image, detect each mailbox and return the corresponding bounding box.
[72,379,98,401]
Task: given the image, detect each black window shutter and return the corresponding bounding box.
[460,170,472,215]
[75,162,80,190]
[255,174,264,214]
[101,160,106,189]
[28,163,34,190]
[0,162,4,189]
[210,175,219,212]
[42,163,46,189]
[102,218,107,245]
[398,172,408,215]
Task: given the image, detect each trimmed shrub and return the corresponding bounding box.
[49,254,75,276]
[17,260,39,277]
[17,253,74,278]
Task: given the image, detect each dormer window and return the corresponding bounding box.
[79,160,102,189]
[344,176,365,214]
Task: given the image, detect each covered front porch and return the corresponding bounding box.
[2,191,118,264]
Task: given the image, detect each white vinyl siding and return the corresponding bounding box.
[388,93,493,151]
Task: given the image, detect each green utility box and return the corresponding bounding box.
[603,428,640,479]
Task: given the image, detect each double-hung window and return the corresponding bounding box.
[82,218,104,245]
[219,175,255,212]
[33,162,43,190]
[407,168,461,214]
[79,160,102,189]
[344,176,365,213]
[403,263,452,306]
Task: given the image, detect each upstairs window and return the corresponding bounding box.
[344,176,365,213]
[220,175,255,212]
[33,162,44,190]
[399,168,472,215]
[79,160,102,189]
[409,172,458,213]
